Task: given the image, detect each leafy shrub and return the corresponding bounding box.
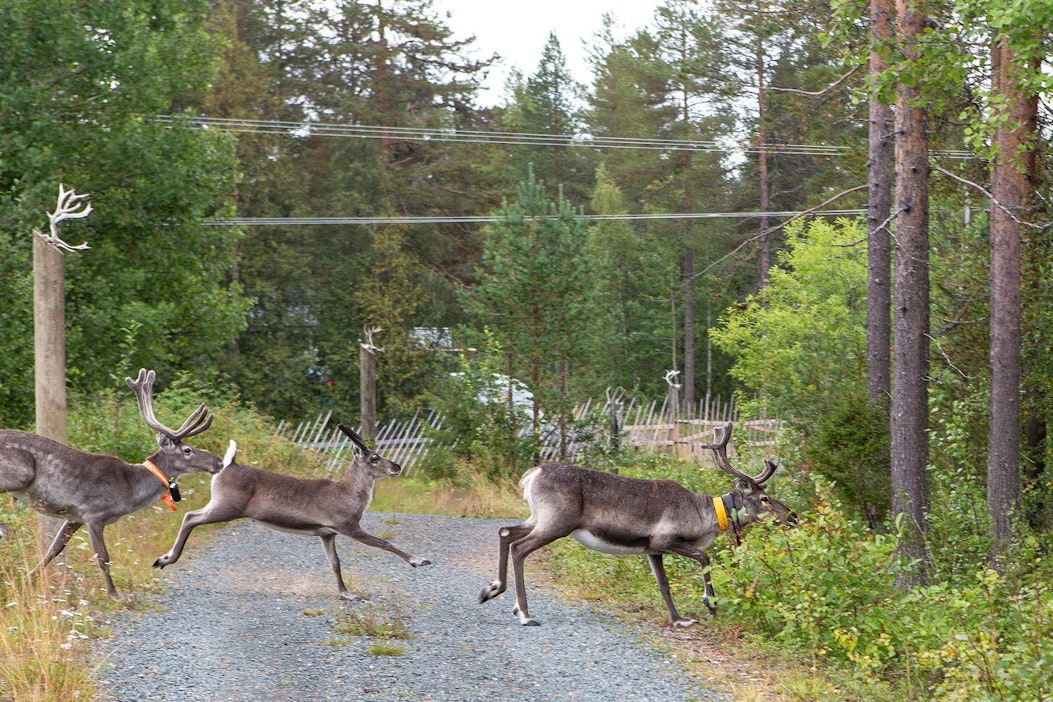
[423,332,534,478]
[803,390,891,528]
[712,481,906,675]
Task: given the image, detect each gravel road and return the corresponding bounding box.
[91,512,727,701]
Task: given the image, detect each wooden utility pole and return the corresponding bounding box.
[359,326,383,444]
[32,184,91,552]
[34,235,67,444]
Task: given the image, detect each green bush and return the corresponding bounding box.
[423,332,534,478]
[803,390,891,528]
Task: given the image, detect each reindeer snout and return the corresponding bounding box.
[388,463,403,477]
[784,512,799,526]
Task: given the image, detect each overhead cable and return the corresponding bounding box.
[159,115,974,160]
[206,210,867,226]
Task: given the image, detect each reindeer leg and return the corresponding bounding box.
[319,533,357,601]
[647,554,697,628]
[31,520,82,574]
[154,504,237,568]
[347,527,431,567]
[663,542,718,614]
[479,521,532,604]
[507,526,572,626]
[85,522,120,599]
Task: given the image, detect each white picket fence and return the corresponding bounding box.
[277,394,780,475]
[276,408,443,477]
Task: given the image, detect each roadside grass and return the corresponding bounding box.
[333,604,413,640]
[323,604,412,657]
[0,517,98,702]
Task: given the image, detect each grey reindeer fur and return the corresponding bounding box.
[0,369,221,598]
[153,424,431,600]
[479,421,796,627]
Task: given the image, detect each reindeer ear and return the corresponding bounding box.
[338,424,370,454]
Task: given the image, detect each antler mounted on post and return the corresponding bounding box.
[35,183,92,253]
[126,368,213,441]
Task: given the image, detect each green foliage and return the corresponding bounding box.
[712,218,884,518]
[464,168,605,449]
[0,0,247,423]
[932,575,1053,701]
[712,218,868,429]
[423,331,534,478]
[804,389,891,526]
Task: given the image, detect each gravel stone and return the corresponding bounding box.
[91,512,727,701]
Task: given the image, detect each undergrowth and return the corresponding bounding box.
[541,449,1053,701]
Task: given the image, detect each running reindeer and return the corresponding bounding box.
[479,421,797,627]
[0,369,223,598]
[152,424,431,600]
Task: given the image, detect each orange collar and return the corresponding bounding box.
[143,459,178,511]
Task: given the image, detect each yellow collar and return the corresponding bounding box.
[713,495,729,532]
[143,459,178,511]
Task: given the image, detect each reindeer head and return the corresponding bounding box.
[703,422,798,529]
[338,424,403,478]
[126,369,223,476]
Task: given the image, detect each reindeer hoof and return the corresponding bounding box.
[703,598,718,614]
[522,619,541,627]
[673,618,698,628]
[410,557,431,567]
[152,557,169,569]
[339,591,362,603]
[479,580,502,604]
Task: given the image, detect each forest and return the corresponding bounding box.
[1,0,1053,697]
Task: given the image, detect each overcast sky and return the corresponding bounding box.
[436,0,661,105]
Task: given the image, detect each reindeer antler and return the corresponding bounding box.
[700,421,775,486]
[35,183,92,253]
[125,369,213,440]
[338,423,371,453]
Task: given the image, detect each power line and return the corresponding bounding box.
[206,210,866,226]
[161,115,974,160]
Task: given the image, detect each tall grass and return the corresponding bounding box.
[0,514,97,701]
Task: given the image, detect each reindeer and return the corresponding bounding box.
[0,369,221,598]
[153,424,431,600]
[479,421,797,627]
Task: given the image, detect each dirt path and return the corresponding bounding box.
[91,513,733,701]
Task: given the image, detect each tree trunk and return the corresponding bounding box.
[756,43,771,287]
[866,0,893,417]
[987,36,1036,555]
[683,246,695,417]
[891,0,930,587]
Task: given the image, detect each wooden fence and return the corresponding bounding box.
[277,395,780,475]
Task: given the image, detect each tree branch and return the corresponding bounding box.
[932,165,1048,231]
[768,64,862,97]
[692,184,868,282]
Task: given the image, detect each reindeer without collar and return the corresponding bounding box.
[0,369,221,598]
[153,424,431,600]
[479,421,797,627]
